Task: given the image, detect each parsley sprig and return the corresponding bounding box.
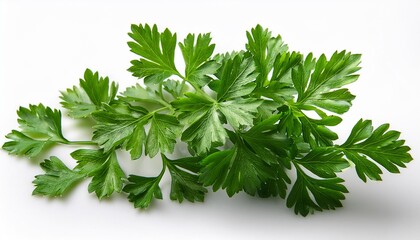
[2,24,412,216]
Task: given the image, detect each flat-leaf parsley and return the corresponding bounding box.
[2,24,413,216]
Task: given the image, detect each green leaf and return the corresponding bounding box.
[341,119,413,182]
[254,51,302,107]
[72,149,126,199]
[71,149,104,175]
[254,100,281,122]
[163,79,188,98]
[293,51,361,114]
[271,51,302,82]
[243,118,291,163]
[120,83,169,108]
[33,157,84,197]
[172,92,214,115]
[257,163,291,199]
[60,85,96,118]
[280,106,341,147]
[3,104,69,157]
[295,148,350,178]
[179,33,219,87]
[123,174,163,209]
[146,113,182,157]
[246,25,288,87]
[172,92,215,124]
[2,130,52,158]
[92,103,148,152]
[215,55,258,101]
[255,82,296,106]
[299,112,341,147]
[60,69,118,118]
[128,24,178,85]
[286,166,348,216]
[213,51,245,63]
[200,141,277,197]
[218,98,262,129]
[181,106,227,155]
[17,104,67,143]
[94,102,181,158]
[87,151,126,199]
[240,115,292,198]
[124,125,146,160]
[163,155,207,203]
[173,92,226,154]
[283,51,360,149]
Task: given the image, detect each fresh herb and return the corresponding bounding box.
[2,24,412,216]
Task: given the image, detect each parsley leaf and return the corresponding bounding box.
[340,119,413,182]
[179,103,226,155]
[218,98,262,129]
[172,92,225,154]
[123,173,164,209]
[293,51,360,114]
[93,102,181,158]
[286,166,348,216]
[17,104,67,143]
[173,55,262,153]
[294,148,350,178]
[33,150,125,199]
[3,130,52,158]
[124,124,146,160]
[215,55,257,101]
[163,79,188,98]
[3,104,68,157]
[179,33,219,87]
[60,69,118,118]
[92,103,148,153]
[271,51,302,83]
[71,149,126,199]
[33,156,84,197]
[287,148,349,216]
[242,115,292,198]
[146,113,182,157]
[200,116,291,197]
[120,83,170,108]
[163,155,207,203]
[200,142,276,197]
[246,24,288,87]
[128,24,179,85]
[253,51,302,104]
[86,151,126,199]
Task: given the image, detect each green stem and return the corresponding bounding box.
[158,154,168,179]
[180,79,187,90]
[65,141,97,146]
[150,106,170,115]
[158,81,165,100]
[176,72,207,96]
[158,98,172,109]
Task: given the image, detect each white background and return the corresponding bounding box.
[1,0,419,239]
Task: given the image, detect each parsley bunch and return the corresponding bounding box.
[2,24,412,216]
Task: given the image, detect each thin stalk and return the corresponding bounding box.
[176,72,207,96]
[158,81,165,100]
[65,140,97,146]
[158,153,168,179]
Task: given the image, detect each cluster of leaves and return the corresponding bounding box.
[2,24,412,216]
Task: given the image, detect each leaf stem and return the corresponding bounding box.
[158,153,168,179]
[158,81,165,100]
[176,72,207,96]
[180,79,187,94]
[65,140,97,146]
